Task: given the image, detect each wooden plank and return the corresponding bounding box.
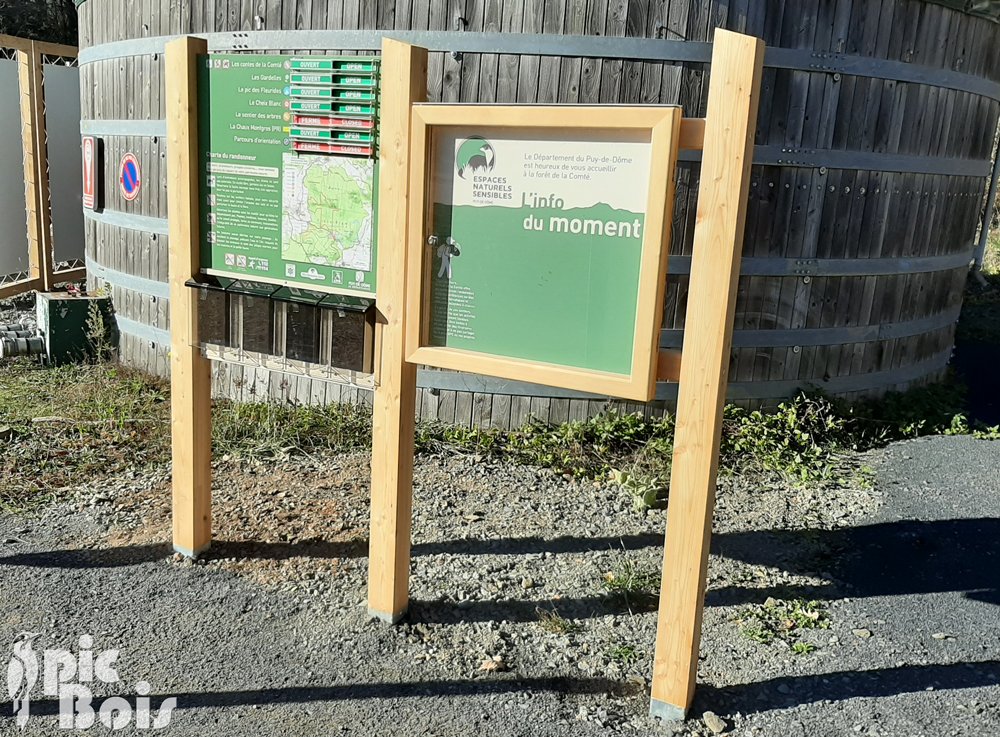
[489,393,512,429]
[476,0,503,100]
[18,44,54,292]
[439,0,464,102]
[650,29,763,721]
[556,0,587,103]
[421,385,440,421]
[436,388,457,424]
[166,36,213,559]
[516,0,545,103]
[367,39,427,624]
[579,0,608,103]
[525,396,548,424]
[0,278,42,301]
[567,398,589,423]
[598,0,627,103]
[547,397,570,425]
[535,0,565,104]
[471,392,491,426]
[458,0,484,102]
[620,0,647,104]
[509,395,532,428]
[454,390,475,427]
[496,0,523,102]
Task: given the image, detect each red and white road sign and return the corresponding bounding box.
[82,136,96,210]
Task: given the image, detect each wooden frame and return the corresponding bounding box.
[163,28,762,722]
[403,105,682,402]
[368,29,763,722]
[1,34,84,299]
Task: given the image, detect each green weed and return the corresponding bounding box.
[736,597,830,648]
[606,643,643,666]
[602,557,660,610]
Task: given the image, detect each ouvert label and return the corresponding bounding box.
[428,128,652,375]
[198,54,379,296]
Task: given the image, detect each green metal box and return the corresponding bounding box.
[35,293,117,365]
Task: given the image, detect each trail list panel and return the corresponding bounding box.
[428,128,652,375]
[198,54,379,296]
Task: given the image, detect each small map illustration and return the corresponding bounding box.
[281,153,374,271]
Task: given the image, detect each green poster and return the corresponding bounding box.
[428,128,652,376]
[198,54,379,296]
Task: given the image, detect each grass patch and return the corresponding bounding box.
[601,557,660,610]
[0,360,171,512]
[983,228,1000,276]
[606,643,643,666]
[535,607,583,635]
[2,344,997,513]
[211,400,371,457]
[736,597,830,650]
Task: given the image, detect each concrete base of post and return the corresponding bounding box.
[649,698,686,723]
[173,542,211,560]
[368,607,406,625]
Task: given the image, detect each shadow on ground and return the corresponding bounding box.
[692,659,1000,717]
[3,518,998,616]
[953,340,1000,426]
[3,511,999,720]
[0,675,637,720]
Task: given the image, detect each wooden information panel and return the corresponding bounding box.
[404,106,682,402]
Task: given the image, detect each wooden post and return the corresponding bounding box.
[367,40,427,623]
[165,36,213,559]
[649,29,764,721]
[17,41,54,292]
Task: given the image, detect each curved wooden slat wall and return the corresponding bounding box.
[77,0,1000,427]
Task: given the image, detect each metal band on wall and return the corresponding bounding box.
[666,250,975,276]
[91,255,961,352]
[660,305,961,349]
[105,298,953,400]
[678,147,993,177]
[80,119,166,137]
[83,207,170,235]
[84,122,993,176]
[86,256,169,299]
[113,314,170,346]
[85,209,976,277]
[77,30,1000,103]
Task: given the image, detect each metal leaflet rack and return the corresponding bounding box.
[185,274,377,388]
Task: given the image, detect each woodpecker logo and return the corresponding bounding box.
[6,633,176,730]
[456,137,496,179]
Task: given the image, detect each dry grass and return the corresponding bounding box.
[983,229,1000,276]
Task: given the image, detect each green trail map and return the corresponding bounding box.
[282,154,375,274]
[198,53,379,296]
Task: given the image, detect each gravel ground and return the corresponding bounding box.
[0,430,997,736]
